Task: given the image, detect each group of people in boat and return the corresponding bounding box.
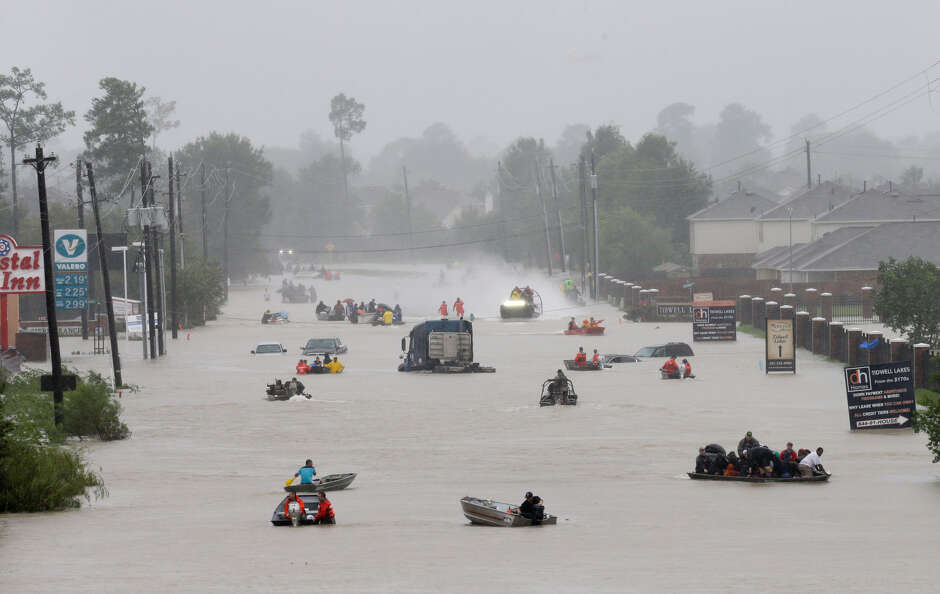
[573,346,602,366]
[510,286,535,304]
[694,432,828,478]
[567,317,601,330]
[279,279,315,303]
[261,309,288,324]
[438,297,466,319]
[270,377,306,398]
[316,299,403,324]
[283,459,335,525]
[296,355,344,374]
[660,355,693,378]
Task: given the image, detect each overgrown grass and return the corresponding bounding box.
[0,441,106,512]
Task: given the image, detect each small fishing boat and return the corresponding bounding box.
[284,473,357,493]
[459,496,557,527]
[687,472,830,483]
[271,493,320,526]
[563,359,603,371]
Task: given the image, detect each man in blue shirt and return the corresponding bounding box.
[294,459,318,484]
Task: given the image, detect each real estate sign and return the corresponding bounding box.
[765,318,796,373]
[53,230,88,310]
[844,361,915,430]
[692,299,736,341]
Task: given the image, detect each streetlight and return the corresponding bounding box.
[786,206,793,292]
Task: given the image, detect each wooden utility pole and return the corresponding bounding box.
[805,139,813,189]
[578,157,588,294]
[223,167,231,301]
[175,161,184,269]
[168,155,178,339]
[75,160,89,340]
[141,160,156,359]
[201,162,208,260]
[25,146,65,426]
[590,152,600,302]
[85,161,122,387]
[549,159,567,273]
[535,160,553,277]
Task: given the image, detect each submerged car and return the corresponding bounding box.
[302,337,347,356]
[634,342,694,358]
[251,341,287,354]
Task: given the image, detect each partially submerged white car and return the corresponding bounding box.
[251,341,288,355]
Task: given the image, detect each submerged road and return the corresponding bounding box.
[1,267,938,593]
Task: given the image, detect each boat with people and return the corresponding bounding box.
[540,375,578,406]
[563,359,604,371]
[459,496,557,527]
[692,437,831,481]
[284,473,357,493]
[687,472,829,483]
[564,317,604,336]
[499,286,542,319]
[265,379,310,400]
[261,310,289,324]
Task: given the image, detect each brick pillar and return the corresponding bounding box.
[783,292,796,308]
[889,338,907,363]
[796,311,810,350]
[769,287,783,302]
[820,292,833,322]
[812,317,827,355]
[647,288,659,308]
[624,283,634,307]
[751,297,765,331]
[639,289,650,307]
[804,288,818,316]
[780,304,794,320]
[867,331,884,364]
[632,285,641,308]
[764,301,780,321]
[861,286,873,320]
[846,328,862,365]
[738,295,752,325]
[914,343,931,389]
[828,322,844,361]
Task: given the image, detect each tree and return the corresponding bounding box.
[915,394,940,463]
[901,165,924,187]
[875,257,940,347]
[84,78,153,194]
[581,124,627,163]
[145,96,180,151]
[715,103,772,174]
[328,93,366,202]
[0,67,75,233]
[655,103,696,154]
[598,205,675,279]
[553,124,590,167]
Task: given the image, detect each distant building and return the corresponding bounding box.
[756,181,856,253]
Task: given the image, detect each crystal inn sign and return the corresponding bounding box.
[0,235,44,293]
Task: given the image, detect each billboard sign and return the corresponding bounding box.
[844,361,916,430]
[692,299,736,341]
[765,318,795,373]
[0,234,44,294]
[53,230,88,310]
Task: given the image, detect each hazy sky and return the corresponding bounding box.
[4,0,940,160]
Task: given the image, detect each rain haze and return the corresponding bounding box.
[3,2,940,593]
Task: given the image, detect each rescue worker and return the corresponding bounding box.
[592,349,601,366]
[283,492,306,519]
[383,309,394,325]
[574,347,587,366]
[681,358,694,378]
[439,300,448,318]
[393,304,403,321]
[323,353,332,365]
[798,447,827,477]
[695,447,709,474]
[589,317,598,327]
[290,377,305,397]
[568,317,577,331]
[550,369,568,396]
[581,318,589,328]
[511,286,522,300]
[519,492,538,520]
[326,357,344,374]
[294,459,318,484]
[737,431,759,457]
[312,356,322,368]
[296,359,308,375]
[316,301,328,315]
[660,355,680,378]
[312,491,336,525]
[453,297,465,319]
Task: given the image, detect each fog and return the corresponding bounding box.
[4,0,940,159]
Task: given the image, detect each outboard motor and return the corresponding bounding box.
[288,500,303,527]
[531,504,545,524]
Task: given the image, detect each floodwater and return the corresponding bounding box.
[1,265,938,593]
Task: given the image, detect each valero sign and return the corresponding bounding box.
[0,234,44,294]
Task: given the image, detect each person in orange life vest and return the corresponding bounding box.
[312,491,335,525]
[681,358,694,378]
[439,301,448,318]
[453,297,465,318]
[574,347,587,366]
[296,360,309,375]
[660,355,680,377]
[283,492,306,517]
[588,317,598,327]
[592,349,601,366]
[581,318,589,328]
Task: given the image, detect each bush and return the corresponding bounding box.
[0,441,106,512]
[915,398,940,464]
[62,379,130,441]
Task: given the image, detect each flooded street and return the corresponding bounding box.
[2,267,938,593]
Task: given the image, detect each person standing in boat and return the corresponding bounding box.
[694,448,710,474]
[312,491,335,525]
[737,431,759,457]
[294,459,319,485]
[798,447,827,477]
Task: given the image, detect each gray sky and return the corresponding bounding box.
[4,0,940,159]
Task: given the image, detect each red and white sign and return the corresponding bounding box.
[0,234,45,294]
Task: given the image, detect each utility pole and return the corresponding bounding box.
[175,161,184,270]
[223,166,231,301]
[141,160,156,359]
[402,166,414,257]
[549,159,567,273]
[75,160,89,340]
[579,157,588,295]
[535,160,553,277]
[85,162,122,387]
[201,162,208,260]
[152,170,165,357]
[168,155,178,339]
[25,146,65,426]
[590,152,599,302]
[805,139,812,189]
[496,162,508,262]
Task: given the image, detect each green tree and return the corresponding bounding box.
[900,165,924,187]
[598,205,675,279]
[179,258,226,326]
[581,124,627,163]
[328,93,366,202]
[915,395,940,463]
[715,103,772,175]
[176,133,273,279]
[83,78,153,193]
[875,257,940,347]
[145,96,180,151]
[0,66,75,233]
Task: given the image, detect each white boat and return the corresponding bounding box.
[459,496,557,527]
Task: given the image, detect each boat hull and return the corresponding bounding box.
[687,472,830,483]
[564,327,604,336]
[284,473,357,493]
[460,497,557,527]
[563,359,602,371]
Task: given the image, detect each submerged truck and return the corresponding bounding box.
[398,319,495,373]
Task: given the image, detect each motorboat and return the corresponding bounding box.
[459,496,557,527]
[284,473,357,493]
[271,493,320,526]
[540,377,578,406]
[564,325,604,336]
[687,472,830,483]
[563,359,604,371]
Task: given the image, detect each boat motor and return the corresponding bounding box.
[288,501,303,527]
